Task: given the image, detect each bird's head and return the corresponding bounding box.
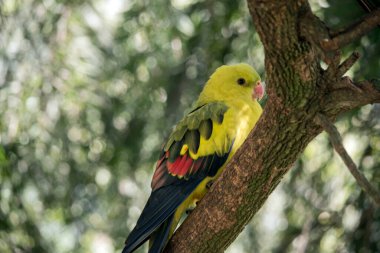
[200,63,264,103]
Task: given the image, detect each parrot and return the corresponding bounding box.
[122,63,264,253]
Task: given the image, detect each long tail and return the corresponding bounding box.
[148,214,175,253]
[122,180,201,253]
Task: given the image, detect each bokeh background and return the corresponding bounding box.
[1,0,379,252]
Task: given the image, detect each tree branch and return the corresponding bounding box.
[321,9,380,51]
[336,51,360,77]
[324,78,380,116]
[315,113,380,206]
[324,52,362,92]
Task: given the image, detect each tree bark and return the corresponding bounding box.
[165,1,380,252]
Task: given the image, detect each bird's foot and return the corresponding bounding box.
[185,208,194,215]
[185,201,199,215]
[206,180,214,189]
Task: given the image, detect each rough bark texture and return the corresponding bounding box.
[164,1,380,252]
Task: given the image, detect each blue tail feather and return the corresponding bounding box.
[122,178,202,253]
[148,214,174,253]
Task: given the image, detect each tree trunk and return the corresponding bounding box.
[165,1,380,252]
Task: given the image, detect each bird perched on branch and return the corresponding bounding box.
[122,63,264,253]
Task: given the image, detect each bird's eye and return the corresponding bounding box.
[237,78,246,85]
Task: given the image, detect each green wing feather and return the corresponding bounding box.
[164,102,228,151]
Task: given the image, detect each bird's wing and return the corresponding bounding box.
[151,101,233,190]
[123,102,235,253]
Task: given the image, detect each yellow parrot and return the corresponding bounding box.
[122,63,264,253]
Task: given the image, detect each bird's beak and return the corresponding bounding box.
[253,80,264,101]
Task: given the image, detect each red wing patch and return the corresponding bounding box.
[167,154,193,176]
[151,146,230,191]
[151,151,197,191]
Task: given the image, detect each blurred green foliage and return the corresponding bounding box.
[0,0,379,252]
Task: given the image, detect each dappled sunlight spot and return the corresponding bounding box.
[231,19,249,34]
[318,211,331,225]
[118,179,139,197]
[137,12,150,27]
[9,81,22,94]
[343,134,367,159]
[303,133,331,173]
[328,182,350,211]
[140,133,161,158]
[72,146,87,164]
[177,15,195,36]
[171,38,183,59]
[342,205,360,231]
[7,95,21,109]
[58,163,71,176]
[95,168,112,186]
[134,169,150,187]
[9,212,22,227]
[63,100,81,119]
[361,36,370,48]
[191,9,211,27]
[90,232,114,253]
[136,64,150,82]
[46,98,60,121]
[146,56,158,69]
[362,156,375,169]
[221,27,233,39]
[226,243,245,253]
[145,102,165,123]
[320,229,342,253]
[1,184,12,206]
[67,36,101,75]
[50,144,63,160]
[317,0,330,8]
[83,5,103,31]
[40,217,77,252]
[42,156,55,172]
[18,133,30,145]
[113,116,127,131]
[7,28,23,56]
[68,126,83,143]
[22,184,43,214]
[320,61,328,70]
[6,113,19,141]
[17,160,28,173]
[133,31,149,52]
[38,112,56,131]
[290,200,308,225]
[87,114,105,135]
[171,0,196,10]
[153,88,168,107]
[71,202,84,217]
[358,104,372,120]
[56,227,77,253]
[186,65,198,79]
[89,213,103,227]
[292,232,310,253]
[96,0,127,25]
[1,0,17,14]
[374,138,380,150]
[253,187,289,250]
[106,80,129,97]
[34,141,47,160]
[90,138,106,155]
